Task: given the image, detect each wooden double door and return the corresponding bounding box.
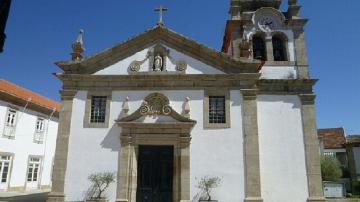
[137,145,174,202]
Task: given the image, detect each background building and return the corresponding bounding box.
[0,79,59,192]
[346,135,360,182]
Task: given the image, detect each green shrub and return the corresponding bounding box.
[88,172,115,199]
[321,155,342,181]
[196,176,221,201]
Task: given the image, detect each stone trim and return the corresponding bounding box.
[55,26,260,74]
[83,91,112,128]
[264,61,296,66]
[299,94,326,202]
[115,125,193,202]
[56,74,316,95]
[0,151,14,191]
[47,97,74,202]
[203,89,231,129]
[115,93,195,202]
[241,89,263,202]
[271,31,290,62]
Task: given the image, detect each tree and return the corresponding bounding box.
[88,172,115,199]
[196,176,221,201]
[321,155,342,181]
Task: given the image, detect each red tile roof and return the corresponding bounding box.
[318,127,346,149]
[346,135,360,144]
[0,79,61,111]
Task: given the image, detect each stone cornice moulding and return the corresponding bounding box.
[55,26,261,74]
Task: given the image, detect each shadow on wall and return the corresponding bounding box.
[100,124,120,152]
[257,95,301,109]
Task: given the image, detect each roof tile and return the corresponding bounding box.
[0,79,61,111]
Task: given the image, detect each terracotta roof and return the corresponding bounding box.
[346,135,360,144]
[0,79,61,111]
[318,128,346,149]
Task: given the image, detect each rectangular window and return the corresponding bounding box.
[27,157,40,182]
[209,96,226,124]
[0,155,11,183]
[5,109,17,127]
[90,96,107,123]
[34,118,45,143]
[35,117,45,133]
[3,108,17,138]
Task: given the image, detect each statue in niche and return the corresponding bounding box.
[153,53,163,71]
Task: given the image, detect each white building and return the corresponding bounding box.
[48,1,326,202]
[0,79,59,192]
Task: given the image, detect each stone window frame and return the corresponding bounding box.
[203,89,231,129]
[83,91,111,128]
[271,31,289,62]
[0,152,14,189]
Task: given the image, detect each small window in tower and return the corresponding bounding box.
[252,35,267,60]
[272,35,288,61]
[90,96,107,123]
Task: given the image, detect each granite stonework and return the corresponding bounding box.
[48,1,325,202]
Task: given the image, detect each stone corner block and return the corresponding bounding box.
[244,197,263,202]
[307,197,326,202]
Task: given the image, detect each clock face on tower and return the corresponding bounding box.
[253,8,285,32]
[257,15,277,32]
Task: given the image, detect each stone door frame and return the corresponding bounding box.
[115,122,194,202]
[115,92,196,202]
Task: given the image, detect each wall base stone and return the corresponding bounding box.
[308,197,326,202]
[244,197,263,202]
[47,192,65,202]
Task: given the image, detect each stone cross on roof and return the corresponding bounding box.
[154,5,168,26]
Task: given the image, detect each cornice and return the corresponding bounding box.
[55,26,261,74]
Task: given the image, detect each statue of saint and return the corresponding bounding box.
[153,54,163,71]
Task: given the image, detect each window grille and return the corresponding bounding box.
[209,96,226,124]
[90,96,107,123]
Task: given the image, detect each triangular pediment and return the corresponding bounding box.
[56,26,260,74]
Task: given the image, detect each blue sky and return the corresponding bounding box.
[0,1,359,134]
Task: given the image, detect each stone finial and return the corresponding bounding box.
[122,97,130,114]
[71,29,85,61]
[183,97,190,118]
[288,0,297,5]
[287,0,301,18]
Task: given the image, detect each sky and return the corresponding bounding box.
[0,0,359,134]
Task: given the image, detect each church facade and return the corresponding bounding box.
[48,1,325,202]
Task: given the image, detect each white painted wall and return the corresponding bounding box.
[260,65,298,79]
[257,95,309,202]
[0,100,58,191]
[64,90,245,202]
[93,44,225,75]
[354,147,360,175]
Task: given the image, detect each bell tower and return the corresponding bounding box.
[222,0,310,79]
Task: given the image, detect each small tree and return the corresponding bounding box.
[88,172,115,199]
[196,176,221,201]
[321,155,342,181]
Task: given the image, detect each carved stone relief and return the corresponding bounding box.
[139,93,172,116]
[128,43,188,74]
